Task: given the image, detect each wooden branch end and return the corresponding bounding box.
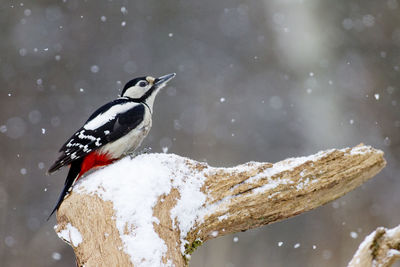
[348,225,400,267]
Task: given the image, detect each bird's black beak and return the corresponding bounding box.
[154,73,176,87]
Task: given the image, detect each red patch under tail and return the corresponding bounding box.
[77,152,115,180]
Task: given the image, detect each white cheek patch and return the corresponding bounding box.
[124,86,147,98]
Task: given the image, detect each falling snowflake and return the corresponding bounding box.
[52,252,61,260]
[90,65,100,73]
[350,232,358,239]
[20,168,27,175]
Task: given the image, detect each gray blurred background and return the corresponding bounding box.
[1,0,399,266]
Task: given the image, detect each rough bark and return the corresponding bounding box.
[348,225,400,267]
[55,144,386,266]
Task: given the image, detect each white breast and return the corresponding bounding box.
[99,107,152,158]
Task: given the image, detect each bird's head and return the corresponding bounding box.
[121,73,176,101]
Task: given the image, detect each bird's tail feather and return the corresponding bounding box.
[47,159,83,221]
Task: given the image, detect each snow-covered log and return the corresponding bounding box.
[54,144,386,267]
[348,225,400,267]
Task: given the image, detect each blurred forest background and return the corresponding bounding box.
[0,0,399,266]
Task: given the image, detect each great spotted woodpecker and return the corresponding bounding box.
[47,73,176,219]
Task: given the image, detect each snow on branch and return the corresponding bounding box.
[348,224,400,267]
[54,144,386,267]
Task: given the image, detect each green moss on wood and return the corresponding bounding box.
[184,239,203,255]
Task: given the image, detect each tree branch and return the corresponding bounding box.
[54,144,386,266]
[348,225,400,267]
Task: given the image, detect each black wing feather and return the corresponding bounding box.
[58,98,131,152]
[48,101,145,174]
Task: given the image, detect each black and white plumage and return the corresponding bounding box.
[47,73,176,219]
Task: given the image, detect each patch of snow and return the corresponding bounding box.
[387,249,400,257]
[386,225,400,237]
[246,148,334,186]
[344,145,378,155]
[56,223,83,247]
[252,179,289,194]
[242,146,377,195]
[351,229,377,262]
[267,191,280,199]
[210,231,219,237]
[217,214,229,221]
[75,153,210,266]
[296,177,310,190]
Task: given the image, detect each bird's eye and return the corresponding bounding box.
[139,81,148,87]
